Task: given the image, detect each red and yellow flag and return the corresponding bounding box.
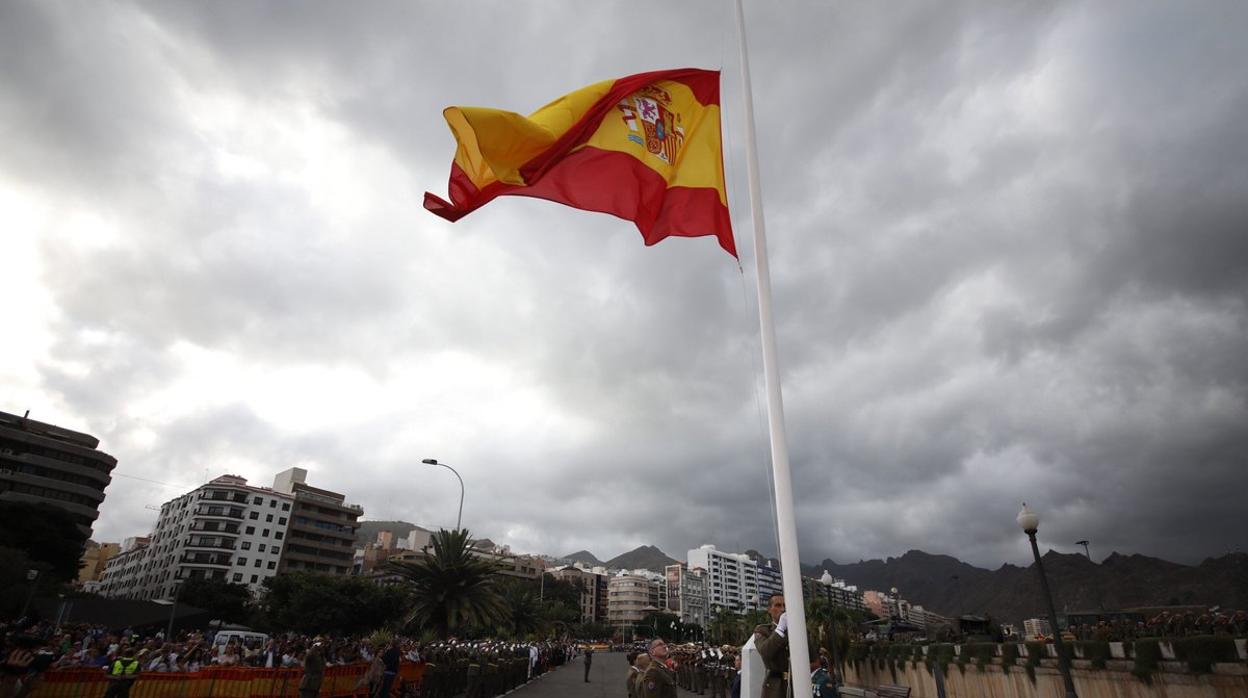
[424,68,736,257]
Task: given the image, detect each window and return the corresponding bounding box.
[281,503,290,511]
[249,512,259,520]
[262,529,270,537]
[241,542,251,551]
[232,573,243,582]
[270,500,276,508]
[278,517,287,525]
[267,561,276,570]
[270,547,280,556]
[254,560,261,568]
[246,526,255,535]
[258,544,266,553]
[237,558,247,566]
[253,497,262,505]
[274,532,284,540]
[266,514,273,523]
[250,575,258,584]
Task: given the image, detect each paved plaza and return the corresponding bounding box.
[513,652,631,698]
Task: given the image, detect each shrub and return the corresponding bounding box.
[1024,642,1046,684]
[967,643,996,673]
[1172,635,1239,674]
[1000,643,1019,674]
[1132,638,1162,685]
[1077,641,1110,670]
[924,643,955,676]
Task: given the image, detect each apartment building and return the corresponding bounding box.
[0,410,116,539]
[607,570,665,627]
[686,545,760,614]
[664,563,709,627]
[100,474,295,600]
[273,467,361,576]
[551,564,610,624]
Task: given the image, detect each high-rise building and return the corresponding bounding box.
[664,563,709,627]
[100,474,295,600]
[686,545,760,614]
[755,559,783,604]
[100,468,361,600]
[272,467,362,576]
[803,574,867,614]
[0,410,116,538]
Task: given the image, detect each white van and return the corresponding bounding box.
[212,630,269,650]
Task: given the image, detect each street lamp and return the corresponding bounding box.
[421,458,464,531]
[819,571,842,687]
[19,569,39,619]
[167,580,185,640]
[1075,540,1091,561]
[1018,503,1078,698]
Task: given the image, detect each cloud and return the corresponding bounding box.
[2,0,1246,571]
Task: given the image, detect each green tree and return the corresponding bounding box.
[179,577,253,625]
[496,579,543,638]
[386,528,506,638]
[258,572,407,635]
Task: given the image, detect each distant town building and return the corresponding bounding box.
[607,570,665,627]
[552,564,610,624]
[664,563,709,627]
[100,468,361,600]
[1024,617,1053,639]
[687,545,760,614]
[802,574,868,614]
[0,409,117,539]
[77,540,120,587]
[907,605,952,631]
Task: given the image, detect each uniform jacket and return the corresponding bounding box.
[753,623,789,698]
[639,660,677,698]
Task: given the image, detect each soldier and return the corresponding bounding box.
[639,639,677,698]
[753,594,790,698]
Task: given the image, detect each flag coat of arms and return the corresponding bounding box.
[425,68,736,257]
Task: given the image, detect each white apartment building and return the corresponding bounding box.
[100,474,294,601]
[756,560,783,603]
[607,570,666,627]
[687,545,760,614]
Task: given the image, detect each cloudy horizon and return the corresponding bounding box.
[3,0,1246,571]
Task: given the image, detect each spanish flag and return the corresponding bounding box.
[424,68,736,257]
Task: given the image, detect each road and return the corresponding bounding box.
[511,652,631,698]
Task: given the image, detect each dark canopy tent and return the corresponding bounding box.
[32,597,212,631]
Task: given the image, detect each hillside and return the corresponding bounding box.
[606,545,679,572]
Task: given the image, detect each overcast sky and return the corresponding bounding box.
[3,1,1246,570]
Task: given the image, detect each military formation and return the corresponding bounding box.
[669,645,740,698]
[418,641,571,698]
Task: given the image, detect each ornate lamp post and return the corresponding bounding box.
[1018,503,1078,698]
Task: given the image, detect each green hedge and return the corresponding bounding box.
[967,643,996,673]
[1000,642,1019,674]
[1076,640,1110,670]
[925,643,955,676]
[1024,642,1046,684]
[1132,638,1162,685]
[1172,635,1239,674]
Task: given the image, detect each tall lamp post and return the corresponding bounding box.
[421,458,464,531]
[1018,503,1078,698]
[819,571,842,686]
[167,580,185,640]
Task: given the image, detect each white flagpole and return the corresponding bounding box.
[732,1,813,697]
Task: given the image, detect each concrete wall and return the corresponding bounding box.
[843,654,1248,698]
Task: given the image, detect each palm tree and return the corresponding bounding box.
[386,528,506,638]
[497,580,543,638]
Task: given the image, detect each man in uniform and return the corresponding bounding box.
[753,595,790,698]
[102,644,140,698]
[639,638,676,698]
[583,645,594,682]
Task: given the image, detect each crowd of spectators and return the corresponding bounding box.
[0,615,580,697]
[1061,609,1248,643]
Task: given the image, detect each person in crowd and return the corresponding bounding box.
[299,640,325,698]
[754,594,790,698]
[640,638,676,698]
[583,645,594,682]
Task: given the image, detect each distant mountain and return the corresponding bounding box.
[606,545,679,572]
[800,549,1248,626]
[353,520,430,547]
[560,550,604,567]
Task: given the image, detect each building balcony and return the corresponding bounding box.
[184,541,236,551]
[194,507,245,519]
